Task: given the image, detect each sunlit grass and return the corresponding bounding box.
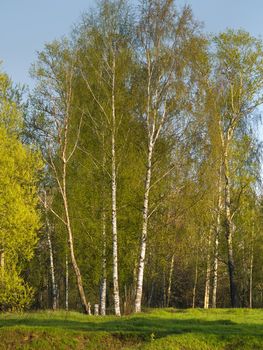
[0,308,262,349]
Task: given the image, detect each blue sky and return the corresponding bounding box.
[0,0,263,88]
[184,0,263,36]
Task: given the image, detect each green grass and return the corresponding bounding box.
[0,308,263,349]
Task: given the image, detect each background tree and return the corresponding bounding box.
[0,71,42,311]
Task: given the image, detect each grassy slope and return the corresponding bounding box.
[0,308,263,349]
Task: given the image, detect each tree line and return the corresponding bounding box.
[1,0,263,314]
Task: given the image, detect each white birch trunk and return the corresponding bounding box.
[94,304,99,315]
[212,168,222,308]
[224,148,238,308]
[100,211,107,316]
[204,230,211,309]
[135,140,154,313]
[167,254,175,307]
[0,249,4,283]
[249,233,254,309]
[65,252,69,311]
[43,192,57,310]
[134,2,172,312]
[0,250,4,270]
[111,53,121,316]
[62,158,91,314]
[192,251,199,308]
[59,85,90,314]
[47,226,57,310]
[212,228,219,308]
[47,70,90,314]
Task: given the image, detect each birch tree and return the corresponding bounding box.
[134,0,206,313]
[211,166,222,308]
[31,41,91,314]
[76,0,135,315]
[0,71,42,310]
[24,1,263,311]
[43,190,57,310]
[210,30,263,307]
[203,228,211,309]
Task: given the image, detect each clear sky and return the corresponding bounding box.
[0,0,263,88]
[182,0,263,37]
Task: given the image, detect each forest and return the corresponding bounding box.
[1,0,263,317]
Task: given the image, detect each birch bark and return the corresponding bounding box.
[65,252,69,311]
[100,211,107,315]
[204,230,211,309]
[167,254,175,307]
[62,156,91,314]
[47,67,90,314]
[249,225,254,309]
[134,0,191,312]
[43,192,57,311]
[111,52,121,316]
[46,223,57,310]
[192,251,199,308]
[0,250,4,270]
[223,145,238,307]
[135,140,154,312]
[212,165,222,308]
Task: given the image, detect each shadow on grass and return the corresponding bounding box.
[0,315,263,340]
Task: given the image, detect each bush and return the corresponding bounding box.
[0,269,34,311]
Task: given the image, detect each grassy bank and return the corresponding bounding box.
[0,308,262,349]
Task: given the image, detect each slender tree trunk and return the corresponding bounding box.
[167,254,175,307]
[240,240,247,307]
[43,192,57,310]
[148,282,154,307]
[58,96,90,314]
[48,74,90,314]
[163,271,166,307]
[99,132,107,316]
[123,285,127,314]
[212,167,222,308]
[133,259,138,301]
[0,250,4,270]
[204,230,211,309]
[135,140,154,313]
[46,224,57,310]
[0,248,4,284]
[111,54,121,316]
[65,252,69,311]
[226,233,237,307]
[100,211,107,316]
[224,153,238,307]
[224,150,237,307]
[0,249,4,288]
[56,283,59,309]
[134,10,171,311]
[62,159,91,314]
[192,251,199,308]
[212,228,219,308]
[249,235,254,309]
